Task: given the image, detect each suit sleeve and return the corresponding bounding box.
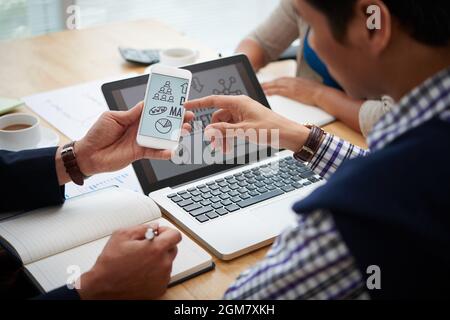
[0,147,65,213]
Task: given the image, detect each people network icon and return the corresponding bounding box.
[153,81,175,103]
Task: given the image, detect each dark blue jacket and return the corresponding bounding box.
[0,147,80,299]
[294,117,450,299]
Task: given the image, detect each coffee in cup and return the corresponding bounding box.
[2,124,32,131]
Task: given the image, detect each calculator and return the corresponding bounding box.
[119,47,160,65]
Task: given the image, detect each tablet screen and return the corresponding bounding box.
[104,55,272,193]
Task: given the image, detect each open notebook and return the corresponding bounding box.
[0,188,213,293]
[257,60,335,126]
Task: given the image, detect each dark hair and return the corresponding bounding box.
[305,0,450,46]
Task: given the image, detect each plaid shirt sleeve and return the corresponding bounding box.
[223,210,369,300]
[309,134,369,180]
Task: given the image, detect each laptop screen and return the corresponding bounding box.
[103,55,273,193]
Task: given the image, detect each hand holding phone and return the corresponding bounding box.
[137,65,192,150]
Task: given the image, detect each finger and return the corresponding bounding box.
[154,228,182,251]
[142,148,173,160]
[208,122,248,153]
[124,101,144,118]
[203,126,219,146]
[184,95,247,111]
[262,78,289,89]
[264,88,286,96]
[110,101,144,126]
[179,125,192,138]
[183,111,195,123]
[211,109,233,124]
[181,123,192,134]
[166,246,178,262]
[205,122,241,139]
[147,222,160,235]
[261,81,277,90]
[125,101,145,123]
[113,224,148,241]
[204,123,239,153]
[129,223,159,241]
[274,77,291,85]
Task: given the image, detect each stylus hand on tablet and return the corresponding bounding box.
[72,101,194,177]
[184,95,309,153]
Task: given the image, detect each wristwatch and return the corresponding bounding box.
[61,141,88,186]
[293,125,325,163]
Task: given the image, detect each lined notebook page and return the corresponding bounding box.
[26,218,212,293]
[0,188,161,265]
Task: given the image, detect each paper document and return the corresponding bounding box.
[257,60,335,126]
[65,165,143,199]
[22,74,137,141]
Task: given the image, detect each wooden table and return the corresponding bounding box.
[0,19,366,299]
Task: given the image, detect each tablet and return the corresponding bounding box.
[102,54,273,194]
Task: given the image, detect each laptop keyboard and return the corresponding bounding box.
[167,156,322,223]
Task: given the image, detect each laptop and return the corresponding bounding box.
[102,54,324,260]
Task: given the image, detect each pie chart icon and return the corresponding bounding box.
[155,118,172,134]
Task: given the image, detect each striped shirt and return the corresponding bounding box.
[223,68,450,300]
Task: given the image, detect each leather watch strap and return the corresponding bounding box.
[61,141,86,186]
[293,125,325,163]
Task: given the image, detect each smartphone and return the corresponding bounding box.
[137,65,192,150]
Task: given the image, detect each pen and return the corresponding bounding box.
[145,227,159,241]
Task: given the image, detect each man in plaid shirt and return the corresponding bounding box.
[185,0,450,299]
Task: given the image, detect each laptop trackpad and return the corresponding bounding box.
[250,193,301,233]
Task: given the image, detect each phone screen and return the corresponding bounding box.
[139,72,189,141]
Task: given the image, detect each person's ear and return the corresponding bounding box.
[346,0,392,57]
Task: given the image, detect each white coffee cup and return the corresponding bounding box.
[0,113,42,151]
[159,48,199,67]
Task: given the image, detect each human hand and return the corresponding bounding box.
[77,224,181,300]
[261,77,326,106]
[184,95,310,152]
[74,101,195,176]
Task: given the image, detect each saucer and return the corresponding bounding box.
[0,126,60,151]
[36,126,60,149]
